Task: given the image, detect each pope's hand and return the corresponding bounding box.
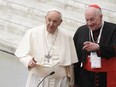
[28,58,37,69]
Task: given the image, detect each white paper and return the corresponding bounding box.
[90,52,101,68]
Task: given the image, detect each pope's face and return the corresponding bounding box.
[45,11,62,33]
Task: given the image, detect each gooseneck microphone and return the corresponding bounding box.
[37,71,55,87]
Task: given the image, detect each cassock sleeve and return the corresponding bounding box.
[14,30,33,68]
[99,28,116,59]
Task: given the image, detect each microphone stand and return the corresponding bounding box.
[37,71,55,87]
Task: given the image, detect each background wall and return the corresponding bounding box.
[0,0,116,54]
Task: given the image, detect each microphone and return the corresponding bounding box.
[37,71,55,87]
[49,71,55,75]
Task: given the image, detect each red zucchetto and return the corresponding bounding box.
[89,4,101,10]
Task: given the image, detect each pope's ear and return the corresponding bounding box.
[59,20,63,25]
[60,19,63,24]
[60,19,63,23]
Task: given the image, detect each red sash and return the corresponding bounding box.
[83,57,116,87]
[83,57,116,72]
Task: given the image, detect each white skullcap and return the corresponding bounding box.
[47,8,62,14]
[47,8,62,18]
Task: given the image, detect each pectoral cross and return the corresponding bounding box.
[45,53,52,63]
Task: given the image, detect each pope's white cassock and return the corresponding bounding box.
[15,25,78,87]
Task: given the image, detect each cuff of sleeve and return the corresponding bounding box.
[19,56,32,68]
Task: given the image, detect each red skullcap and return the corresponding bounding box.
[89,4,101,10]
